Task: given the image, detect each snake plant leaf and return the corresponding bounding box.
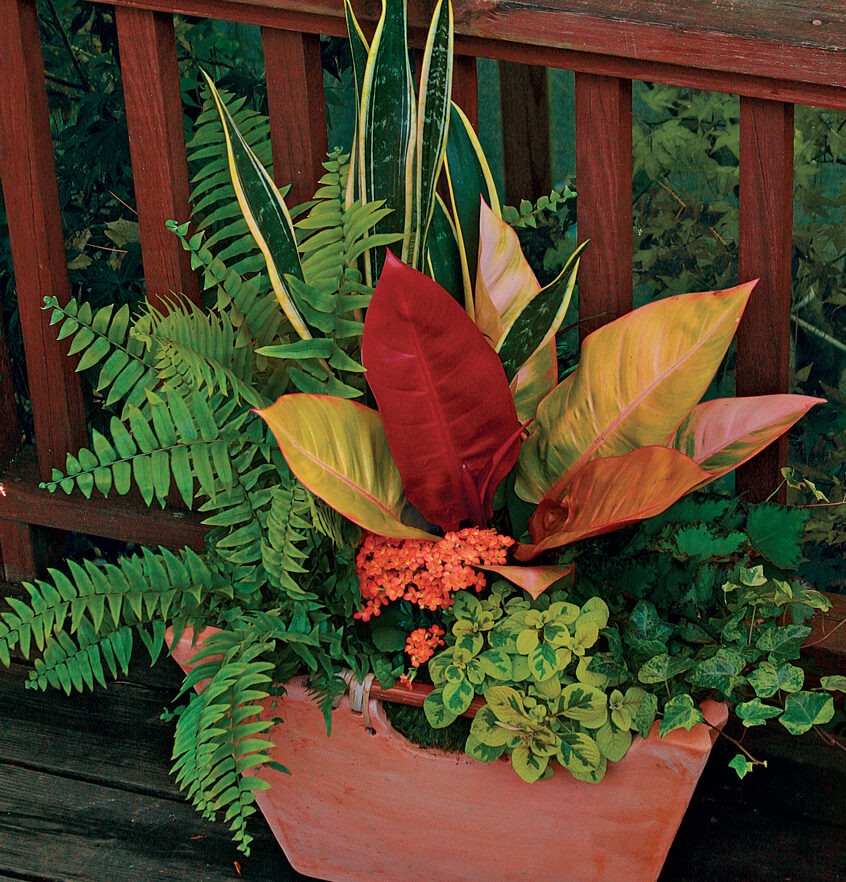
[361,252,521,532]
[427,193,464,304]
[256,393,437,540]
[479,563,575,601]
[358,0,416,281]
[515,446,711,560]
[343,0,369,208]
[445,102,501,317]
[672,394,825,480]
[497,241,587,383]
[201,72,310,340]
[413,0,453,268]
[515,281,755,502]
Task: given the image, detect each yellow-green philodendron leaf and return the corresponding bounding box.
[256,393,437,540]
[515,446,711,560]
[201,72,309,340]
[510,343,557,424]
[515,281,755,501]
[672,394,825,480]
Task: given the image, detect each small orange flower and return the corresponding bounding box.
[404,626,446,667]
[354,528,514,620]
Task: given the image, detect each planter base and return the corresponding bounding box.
[170,629,727,882]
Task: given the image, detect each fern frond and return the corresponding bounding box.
[0,547,229,676]
[44,296,157,413]
[40,390,250,507]
[171,623,282,854]
[261,479,312,597]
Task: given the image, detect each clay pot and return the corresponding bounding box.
[169,627,727,882]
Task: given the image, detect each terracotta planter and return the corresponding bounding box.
[169,628,727,882]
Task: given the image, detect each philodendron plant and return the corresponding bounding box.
[258,239,822,584]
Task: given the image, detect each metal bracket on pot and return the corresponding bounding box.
[337,670,377,734]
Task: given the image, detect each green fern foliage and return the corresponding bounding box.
[46,296,157,414]
[171,624,282,853]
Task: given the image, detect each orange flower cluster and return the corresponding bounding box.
[354,527,514,621]
[404,625,445,668]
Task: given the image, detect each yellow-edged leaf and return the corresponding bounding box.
[256,394,437,540]
[515,281,755,501]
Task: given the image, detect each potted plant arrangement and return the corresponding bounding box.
[1,0,842,879]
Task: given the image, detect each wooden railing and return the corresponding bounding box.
[1,0,845,582]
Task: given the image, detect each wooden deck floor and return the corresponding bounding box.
[1,636,844,880]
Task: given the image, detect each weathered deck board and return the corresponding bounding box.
[0,645,843,881]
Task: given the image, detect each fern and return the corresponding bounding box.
[170,622,282,853]
[45,296,158,415]
[41,390,249,507]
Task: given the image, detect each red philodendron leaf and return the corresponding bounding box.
[361,251,521,531]
[478,562,575,600]
[515,446,711,560]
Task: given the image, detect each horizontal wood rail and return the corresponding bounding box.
[1,0,845,580]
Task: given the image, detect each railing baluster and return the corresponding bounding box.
[0,314,20,470]
[574,73,632,337]
[115,7,199,309]
[737,97,794,502]
[452,53,479,130]
[263,29,328,206]
[500,62,551,204]
[0,0,87,476]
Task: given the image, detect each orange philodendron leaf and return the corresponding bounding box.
[515,280,757,502]
[478,563,575,600]
[514,446,712,561]
[672,394,826,481]
[255,393,438,541]
[361,251,521,532]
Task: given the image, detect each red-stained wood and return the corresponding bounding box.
[263,28,328,206]
[92,1,846,110]
[500,62,551,204]
[452,53,478,129]
[0,0,87,479]
[0,446,207,556]
[0,521,38,583]
[114,6,199,309]
[736,98,794,503]
[574,72,632,338]
[0,313,21,469]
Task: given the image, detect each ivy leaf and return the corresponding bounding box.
[728,754,756,779]
[779,691,835,735]
[756,625,812,662]
[627,600,674,642]
[690,648,747,696]
[659,694,703,737]
[635,691,659,739]
[821,675,846,693]
[637,653,693,685]
[736,698,782,727]
[423,687,458,729]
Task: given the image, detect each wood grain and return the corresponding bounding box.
[90,0,846,110]
[115,6,200,309]
[0,0,87,477]
[574,72,632,338]
[500,62,551,204]
[263,28,328,207]
[736,98,794,503]
[452,53,479,130]
[0,312,21,470]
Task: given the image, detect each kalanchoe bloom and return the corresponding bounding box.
[355,528,514,621]
[405,626,446,668]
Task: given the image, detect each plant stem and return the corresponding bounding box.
[705,721,762,765]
